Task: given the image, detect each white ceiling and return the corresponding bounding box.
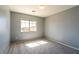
[9,5,77,17]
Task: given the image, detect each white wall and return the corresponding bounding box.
[11,12,44,41]
[45,6,79,49]
[0,6,10,53]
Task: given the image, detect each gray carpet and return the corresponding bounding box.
[8,38,79,54]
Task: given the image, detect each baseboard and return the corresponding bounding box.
[46,37,79,51]
[11,37,45,43]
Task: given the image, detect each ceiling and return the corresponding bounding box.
[9,5,77,17]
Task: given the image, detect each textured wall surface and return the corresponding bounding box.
[45,6,79,49]
[0,6,10,53]
[11,12,44,41]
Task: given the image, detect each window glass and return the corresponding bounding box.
[21,20,37,32]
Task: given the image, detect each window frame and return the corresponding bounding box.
[21,20,37,32]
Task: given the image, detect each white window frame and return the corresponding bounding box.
[21,20,37,32]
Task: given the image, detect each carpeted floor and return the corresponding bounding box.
[8,38,79,54]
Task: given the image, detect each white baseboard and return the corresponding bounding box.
[47,38,79,51]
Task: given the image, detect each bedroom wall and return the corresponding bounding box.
[0,6,10,53]
[45,6,79,49]
[11,12,44,41]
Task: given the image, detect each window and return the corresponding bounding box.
[21,20,37,32]
[30,21,37,31]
